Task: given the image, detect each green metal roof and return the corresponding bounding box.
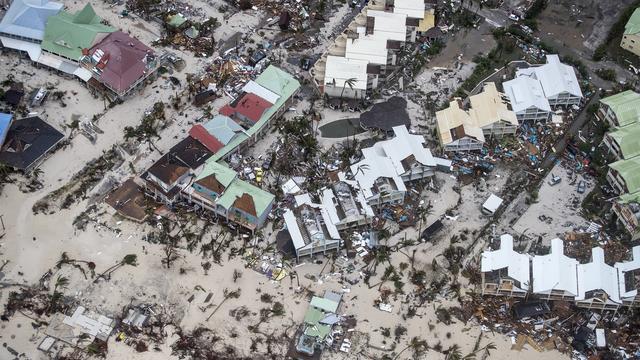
[209,65,300,162]
[216,178,274,215]
[41,4,114,60]
[167,13,187,28]
[607,124,640,159]
[304,323,331,340]
[600,90,640,127]
[619,191,640,204]
[303,307,323,325]
[625,8,640,35]
[310,296,339,313]
[195,161,236,186]
[610,156,640,194]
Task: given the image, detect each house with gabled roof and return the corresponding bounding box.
[0,116,64,172]
[606,156,640,195]
[503,75,552,122]
[436,83,518,152]
[0,0,62,60]
[614,246,640,307]
[597,90,640,128]
[531,238,578,300]
[346,125,436,205]
[621,8,640,57]
[142,137,212,204]
[183,160,274,231]
[576,247,622,310]
[516,54,583,108]
[40,3,114,74]
[603,123,640,161]
[219,92,273,127]
[80,31,159,100]
[480,234,530,298]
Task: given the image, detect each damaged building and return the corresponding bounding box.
[436,82,518,152]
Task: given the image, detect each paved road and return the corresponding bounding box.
[540,94,601,170]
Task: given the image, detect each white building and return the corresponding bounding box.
[576,247,622,310]
[614,246,640,307]
[322,183,375,230]
[347,125,436,205]
[503,75,552,122]
[323,56,371,99]
[516,54,583,108]
[531,238,579,300]
[313,0,425,98]
[481,234,530,297]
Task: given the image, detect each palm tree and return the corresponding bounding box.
[393,337,429,359]
[94,254,138,283]
[339,77,357,106]
[49,275,69,312]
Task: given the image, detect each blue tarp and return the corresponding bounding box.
[0,113,13,146]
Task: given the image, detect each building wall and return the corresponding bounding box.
[621,33,640,57]
[192,183,220,201]
[547,91,582,107]
[324,85,366,99]
[481,122,517,138]
[443,137,484,152]
[606,168,628,194]
[597,104,619,128]
[603,134,624,160]
[516,106,551,122]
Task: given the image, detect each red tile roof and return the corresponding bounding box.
[189,124,224,153]
[88,31,155,95]
[219,92,272,124]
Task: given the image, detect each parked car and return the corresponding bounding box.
[262,155,273,170]
[548,174,561,186]
[300,58,311,71]
[577,180,586,194]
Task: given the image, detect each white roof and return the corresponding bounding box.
[576,247,621,304]
[350,126,435,199]
[324,55,369,90]
[366,10,408,42]
[481,234,531,289]
[503,75,551,114]
[392,0,426,19]
[0,36,41,61]
[351,149,406,199]
[36,52,78,75]
[282,178,302,195]
[0,0,62,41]
[373,125,436,171]
[283,209,306,250]
[532,238,578,295]
[241,80,280,104]
[516,54,583,99]
[614,246,640,300]
[482,194,503,213]
[345,34,388,65]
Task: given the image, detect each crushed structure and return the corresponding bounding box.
[295,292,343,356]
[436,83,518,152]
[343,125,436,205]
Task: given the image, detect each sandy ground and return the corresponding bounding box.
[0,1,574,360]
[511,163,594,242]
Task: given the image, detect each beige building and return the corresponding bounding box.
[621,8,640,57]
[436,83,518,152]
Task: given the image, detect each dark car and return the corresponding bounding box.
[249,51,267,66]
[577,180,586,194]
[300,58,312,71]
[262,155,273,170]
